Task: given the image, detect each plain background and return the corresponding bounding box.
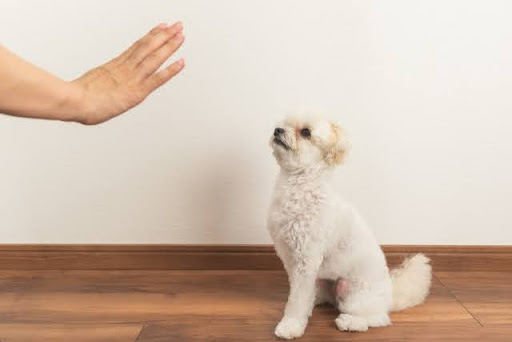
[1,0,511,244]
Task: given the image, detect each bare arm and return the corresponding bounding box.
[0,22,185,125]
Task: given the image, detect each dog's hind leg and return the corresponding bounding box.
[335,312,390,332]
[335,280,392,332]
[335,313,369,332]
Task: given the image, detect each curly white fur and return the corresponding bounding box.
[267,115,432,339]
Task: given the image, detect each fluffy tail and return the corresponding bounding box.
[389,253,432,312]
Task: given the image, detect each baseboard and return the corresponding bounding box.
[0,244,510,271]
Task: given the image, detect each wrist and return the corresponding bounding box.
[60,81,91,124]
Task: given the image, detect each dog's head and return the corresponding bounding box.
[270,115,349,172]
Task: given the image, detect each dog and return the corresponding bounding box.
[267,114,432,339]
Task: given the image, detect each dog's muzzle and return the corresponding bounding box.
[273,128,289,150]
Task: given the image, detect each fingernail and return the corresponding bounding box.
[172,21,183,30]
[178,58,185,67]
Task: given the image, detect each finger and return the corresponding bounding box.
[129,22,183,66]
[143,58,185,94]
[137,32,185,79]
[114,23,169,64]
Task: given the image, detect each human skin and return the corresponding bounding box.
[0,21,185,125]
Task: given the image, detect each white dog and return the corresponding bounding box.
[267,115,432,339]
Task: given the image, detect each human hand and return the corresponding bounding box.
[71,22,185,125]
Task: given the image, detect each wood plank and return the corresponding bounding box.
[436,271,512,326]
[136,319,511,342]
[0,245,510,271]
[1,270,475,326]
[0,323,142,342]
[0,270,287,324]
[390,274,477,325]
[1,268,510,341]
[0,271,37,321]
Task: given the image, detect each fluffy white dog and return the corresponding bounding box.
[267,115,432,339]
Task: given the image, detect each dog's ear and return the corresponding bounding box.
[325,122,350,166]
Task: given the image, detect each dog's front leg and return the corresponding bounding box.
[275,258,321,339]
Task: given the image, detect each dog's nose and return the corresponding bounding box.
[274,128,285,136]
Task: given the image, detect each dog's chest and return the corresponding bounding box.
[268,184,328,248]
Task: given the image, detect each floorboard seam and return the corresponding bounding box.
[434,274,484,327]
[134,322,145,342]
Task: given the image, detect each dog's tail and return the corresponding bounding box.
[389,253,432,312]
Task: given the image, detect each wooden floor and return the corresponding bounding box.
[0,269,511,341]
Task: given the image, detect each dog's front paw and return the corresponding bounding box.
[274,317,307,339]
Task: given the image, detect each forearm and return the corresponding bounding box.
[0,46,84,122]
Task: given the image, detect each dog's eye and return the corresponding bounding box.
[300,128,311,138]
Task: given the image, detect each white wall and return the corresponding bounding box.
[1,0,511,244]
